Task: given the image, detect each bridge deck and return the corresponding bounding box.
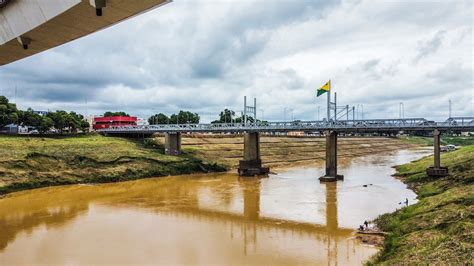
[98,117,474,134]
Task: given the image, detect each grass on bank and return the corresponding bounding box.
[0,134,226,195]
[400,135,474,147]
[370,145,474,264]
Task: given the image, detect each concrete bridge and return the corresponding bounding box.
[98,117,474,181]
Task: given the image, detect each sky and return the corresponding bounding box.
[0,0,472,122]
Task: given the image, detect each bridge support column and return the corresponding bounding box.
[238,132,269,176]
[426,129,448,177]
[164,133,181,155]
[319,131,344,182]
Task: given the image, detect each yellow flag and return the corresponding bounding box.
[317,80,330,97]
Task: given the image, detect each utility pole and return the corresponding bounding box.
[449,99,452,118]
[244,96,247,126]
[317,106,320,121]
[334,92,337,122]
[399,102,405,119]
[346,105,349,121]
[254,97,257,125]
[327,81,331,120]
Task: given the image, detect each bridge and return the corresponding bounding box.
[98,116,474,181]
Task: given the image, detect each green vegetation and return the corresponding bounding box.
[0,96,89,133]
[400,135,474,147]
[0,134,226,195]
[104,111,130,117]
[149,110,200,125]
[370,145,474,264]
[210,108,268,124]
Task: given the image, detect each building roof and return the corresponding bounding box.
[0,0,170,66]
[94,116,137,122]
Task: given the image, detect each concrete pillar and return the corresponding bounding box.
[164,132,181,155]
[238,132,269,176]
[320,131,343,182]
[244,132,260,160]
[426,129,448,177]
[433,129,441,168]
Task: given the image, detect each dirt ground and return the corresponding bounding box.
[155,135,416,169]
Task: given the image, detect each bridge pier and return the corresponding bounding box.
[164,132,181,155]
[238,132,269,176]
[426,129,448,177]
[319,131,344,182]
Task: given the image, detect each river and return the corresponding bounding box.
[0,148,431,265]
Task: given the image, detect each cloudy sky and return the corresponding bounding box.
[0,0,472,122]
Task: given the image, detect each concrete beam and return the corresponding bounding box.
[0,0,170,65]
[320,131,344,182]
[238,132,269,176]
[164,132,181,155]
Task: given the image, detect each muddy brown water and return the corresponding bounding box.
[0,148,431,265]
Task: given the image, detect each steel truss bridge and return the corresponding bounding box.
[98,117,474,134]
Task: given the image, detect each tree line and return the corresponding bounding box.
[211,108,268,125]
[148,108,268,125]
[148,110,200,125]
[0,96,89,133]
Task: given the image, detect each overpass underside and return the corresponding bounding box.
[0,0,170,66]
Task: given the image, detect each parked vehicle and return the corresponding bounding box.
[446,144,456,151]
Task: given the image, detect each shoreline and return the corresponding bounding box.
[368,144,474,264]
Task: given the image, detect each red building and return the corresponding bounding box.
[93,116,137,130]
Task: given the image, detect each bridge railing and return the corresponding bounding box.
[97,117,474,133]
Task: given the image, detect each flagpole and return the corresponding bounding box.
[327,80,331,121]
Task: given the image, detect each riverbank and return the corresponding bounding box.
[370,144,474,264]
[0,134,416,196]
[0,134,226,195]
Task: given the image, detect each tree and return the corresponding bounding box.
[47,111,68,133]
[169,111,200,124]
[212,109,235,123]
[148,113,169,125]
[44,110,81,133]
[37,116,54,133]
[0,96,19,128]
[104,111,129,117]
[67,111,84,132]
[80,120,90,132]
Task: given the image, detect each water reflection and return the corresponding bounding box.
[0,149,430,264]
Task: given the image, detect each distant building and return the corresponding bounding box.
[288,131,305,136]
[33,110,49,116]
[137,118,149,126]
[93,116,137,130]
[0,124,28,134]
[84,115,96,132]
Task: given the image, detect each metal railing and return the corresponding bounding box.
[97,117,474,134]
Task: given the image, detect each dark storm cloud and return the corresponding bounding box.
[0,0,471,121]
